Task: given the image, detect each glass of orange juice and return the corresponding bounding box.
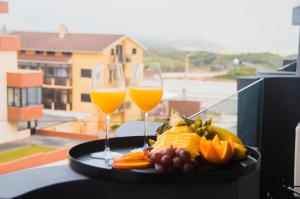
[90,63,125,160]
[130,63,163,149]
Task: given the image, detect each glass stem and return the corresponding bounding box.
[144,112,149,148]
[104,114,110,153]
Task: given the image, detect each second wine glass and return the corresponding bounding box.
[130,63,163,149]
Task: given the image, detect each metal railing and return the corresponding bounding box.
[188,78,264,146]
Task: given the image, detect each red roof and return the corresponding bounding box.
[12,31,125,52]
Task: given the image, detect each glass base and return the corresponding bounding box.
[90,151,122,159]
[130,147,144,153]
[130,144,149,153]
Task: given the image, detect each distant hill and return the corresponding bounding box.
[136,37,226,53]
[133,37,174,50]
[144,49,292,72]
[173,39,226,53]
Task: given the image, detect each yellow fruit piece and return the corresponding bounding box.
[199,135,234,164]
[233,143,247,160]
[209,126,243,145]
[152,127,200,158]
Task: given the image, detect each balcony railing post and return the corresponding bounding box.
[297,28,300,77]
[293,6,300,76]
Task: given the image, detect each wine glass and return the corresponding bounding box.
[130,63,163,149]
[90,63,125,160]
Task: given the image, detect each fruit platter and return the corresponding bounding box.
[69,110,260,183]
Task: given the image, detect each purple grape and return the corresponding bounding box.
[167,166,175,173]
[150,153,162,164]
[178,149,191,162]
[154,164,167,174]
[182,162,194,173]
[160,155,172,166]
[162,147,176,158]
[191,160,200,169]
[172,157,184,169]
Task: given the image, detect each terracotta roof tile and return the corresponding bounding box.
[12,31,125,52]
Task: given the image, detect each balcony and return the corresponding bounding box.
[7,105,43,122]
[43,77,72,88]
[43,101,71,111]
[7,70,43,122]
[55,77,71,86]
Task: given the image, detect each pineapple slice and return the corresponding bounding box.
[152,129,201,158]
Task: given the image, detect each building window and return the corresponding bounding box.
[81,93,91,102]
[28,88,37,106]
[14,88,21,107]
[37,87,42,104]
[132,48,137,54]
[7,88,14,106]
[21,88,27,107]
[46,51,55,56]
[36,51,43,55]
[47,67,54,76]
[62,52,72,56]
[111,49,114,56]
[81,69,92,78]
[116,45,123,63]
[7,87,42,107]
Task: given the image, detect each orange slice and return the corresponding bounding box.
[112,161,152,169]
[113,152,146,163]
[199,135,234,164]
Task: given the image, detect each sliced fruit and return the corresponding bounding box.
[199,135,234,164]
[169,109,186,127]
[152,129,201,158]
[113,152,146,163]
[112,161,152,169]
[113,151,149,163]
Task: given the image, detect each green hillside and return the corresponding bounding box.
[144,49,290,72]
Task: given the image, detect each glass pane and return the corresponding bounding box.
[21,88,27,107]
[37,87,42,104]
[7,88,14,106]
[14,88,21,107]
[190,78,264,147]
[28,87,37,106]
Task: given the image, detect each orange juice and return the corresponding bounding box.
[90,89,125,114]
[130,87,163,112]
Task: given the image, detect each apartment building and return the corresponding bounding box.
[0,2,43,143]
[12,26,145,125]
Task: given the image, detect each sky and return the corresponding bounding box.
[1,0,300,55]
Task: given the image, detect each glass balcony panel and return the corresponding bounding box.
[55,102,67,111]
[55,78,67,86]
[189,78,264,146]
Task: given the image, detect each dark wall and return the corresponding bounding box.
[237,78,263,147]
[237,76,300,198]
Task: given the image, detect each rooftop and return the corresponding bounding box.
[11,31,126,53]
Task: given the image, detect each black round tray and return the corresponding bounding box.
[69,136,260,184]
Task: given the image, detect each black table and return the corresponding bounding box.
[0,121,260,199]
